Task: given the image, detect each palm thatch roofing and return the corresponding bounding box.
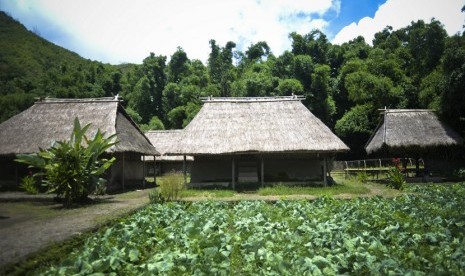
[144,130,193,161]
[167,96,349,155]
[365,109,463,154]
[0,97,159,156]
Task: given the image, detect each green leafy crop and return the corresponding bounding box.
[42,184,465,274]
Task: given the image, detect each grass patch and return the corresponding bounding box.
[258,182,370,196]
[180,189,236,198]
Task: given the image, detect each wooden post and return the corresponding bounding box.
[261,156,264,187]
[415,155,420,177]
[344,161,348,179]
[377,159,381,180]
[183,155,187,185]
[122,152,125,191]
[142,155,146,188]
[15,163,19,185]
[153,155,157,186]
[323,156,327,186]
[232,157,235,190]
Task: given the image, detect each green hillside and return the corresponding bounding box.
[0,12,86,80]
[0,11,119,122]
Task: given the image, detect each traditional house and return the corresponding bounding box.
[167,96,349,188]
[0,97,159,190]
[144,130,193,176]
[365,109,463,175]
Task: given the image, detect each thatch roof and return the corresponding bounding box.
[0,97,159,156]
[365,109,463,154]
[144,130,193,161]
[168,96,349,155]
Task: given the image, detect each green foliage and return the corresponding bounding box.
[356,171,370,184]
[386,167,406,190]
[15,118,116,207]
[335,104,374,138]
[386,158,406,190]
[0,12,120,123]
[439,34,465,131]
[258,181,369,196]
[158,172,185,201]
[277,78,304,96]
[124,107,142,124]
[182,102,201,128]
[39,184,465,274]
[179,189,236,198]
[148,188,164,203]
[19,175,39,194]
[139,116,165,132]
[419,69,444,109]
[168,47,189,83]
[245,41,270,61]
[310,64,335,124]
[233,64,278,97]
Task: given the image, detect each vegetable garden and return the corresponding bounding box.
[42,184,465,275]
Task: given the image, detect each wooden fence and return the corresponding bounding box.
[334,158,424,180]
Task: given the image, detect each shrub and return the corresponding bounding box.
[15,118,116,207]
[387,167,406,190]
[148,188,164,203]
[356,171,369,183]
[19,175,39,194]
[158,172,185,201]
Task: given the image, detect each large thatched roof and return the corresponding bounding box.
[168,96,349,155]
[0,97,158,156]
[145,130,193,161]
[365,109,463,154]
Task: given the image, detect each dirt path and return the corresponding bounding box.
[0,190,150,268]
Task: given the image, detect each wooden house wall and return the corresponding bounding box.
[190,154,325,185]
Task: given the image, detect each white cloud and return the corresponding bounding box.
[332,0,465,45]
[4,0,341,64]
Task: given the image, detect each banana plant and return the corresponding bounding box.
[16,117,117,207]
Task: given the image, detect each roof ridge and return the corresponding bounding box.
[378,109,433,113]
[146,130,183,134]
[201,95,305,103]
[36,97,121,104]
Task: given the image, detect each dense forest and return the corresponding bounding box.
[1,11,464,158]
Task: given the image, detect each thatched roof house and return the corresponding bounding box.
[145,130,193,175]
[365,109,463,154]
[169,96,349,187]
[0,97,158,189]
[0,97,158,156]
[171,96,348,155]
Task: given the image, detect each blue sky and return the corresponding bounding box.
[0,0,463,64]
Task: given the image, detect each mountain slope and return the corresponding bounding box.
[0,11,119,123]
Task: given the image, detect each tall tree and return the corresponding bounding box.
[168,47,189,83]
[290,30,329,64]
[207,40,236,97]
[245,41,271,62]
[440,34,465,133]
[310,64,335,125]
[142,53,167,120]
